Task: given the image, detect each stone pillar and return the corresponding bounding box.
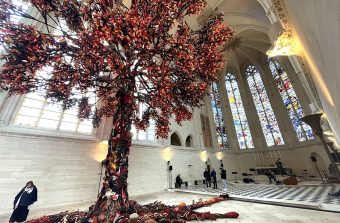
[192,107,204,149]
[283,56,321,113]
[0,95,23,125]
[204,95,218,150]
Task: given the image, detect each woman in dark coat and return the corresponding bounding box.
[9,181,38,223]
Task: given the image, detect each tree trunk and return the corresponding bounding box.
[87,88,134,223]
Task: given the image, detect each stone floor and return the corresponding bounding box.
[174,182,340,212]
[1,191,340,223]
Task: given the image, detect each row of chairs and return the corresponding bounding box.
[231,168,258,183]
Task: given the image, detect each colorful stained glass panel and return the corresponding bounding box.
[246,65,284,147]
[269,60,314,141]
[225,73,254,149]
[210,83,228,149]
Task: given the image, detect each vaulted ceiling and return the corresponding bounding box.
[191,0,272,72]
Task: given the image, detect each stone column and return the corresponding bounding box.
[0,95,23,125]
[279,56,319,114]
[204,94,218,150]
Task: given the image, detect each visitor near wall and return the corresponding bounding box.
[175,174,183,188]
[266,171,276,184]
[203,168,211,188]
[9,181,38,223]
[211,168,218,189]
[276,158,284,176]
[220,167,227,192]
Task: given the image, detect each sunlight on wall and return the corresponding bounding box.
[215,151,224,160]
[267,31,301,57]
[160,147,173,161]
[295,36,334,107]
[199,150,209,162]
[91,143,108,163]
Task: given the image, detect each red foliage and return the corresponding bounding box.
[0,1,236,222]
[0,0,234,138]
[26,197,238,223]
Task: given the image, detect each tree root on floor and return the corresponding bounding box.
[26,196,239,223]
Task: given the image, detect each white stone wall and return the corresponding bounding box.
[0,132,332,216]
[230,143,330,178]
[283,0,340,145]
[0,135,100,215]
[0,133,236,215]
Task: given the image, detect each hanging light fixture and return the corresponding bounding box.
[266,31,300,57]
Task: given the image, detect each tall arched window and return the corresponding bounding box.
[13,68,94,134]
[225,73,254,149]
[210,82,228,149]
[268,60,314,141]
[14,91,94,134]
[11,15,94,134]
[131,102,156,141]
[246,65,284,146]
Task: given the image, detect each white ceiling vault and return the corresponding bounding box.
[189,0,272,73]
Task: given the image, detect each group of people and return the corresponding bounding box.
[175,167,228,192]
[203,167,227,192]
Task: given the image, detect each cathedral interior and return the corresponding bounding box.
[0,0,340,222]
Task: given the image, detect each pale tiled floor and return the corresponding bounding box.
[1,192,339,223]
[175,182,340,208]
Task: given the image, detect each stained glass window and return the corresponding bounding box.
[12,23,94,134]
[246,65,284,146]
[225,73,254,149]
[210,82,228,149]
[268,59,314,141]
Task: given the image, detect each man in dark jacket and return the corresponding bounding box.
[10,181,38,223]
[175,174,183,188]
[203,168,211,188]
[276,158,284,176]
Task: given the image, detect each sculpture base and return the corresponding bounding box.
[26,197,239,223]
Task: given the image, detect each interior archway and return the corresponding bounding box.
[185,135,193,147]
[170,132,182,146]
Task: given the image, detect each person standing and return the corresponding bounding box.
[211,168,218,189]
[220,167,227,192]
[175,174,183,188]
[276,158,284,176]
[10,181,38,223]
[266,171,276,184]
[203,168,211,188]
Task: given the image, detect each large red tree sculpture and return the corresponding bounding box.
[0,0,234,222]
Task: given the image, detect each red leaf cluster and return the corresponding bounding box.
[0,0,234,138]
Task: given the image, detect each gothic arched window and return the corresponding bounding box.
[130,102,156,141]
[210,82,228,149]
[225,73,254,149]
[268,60,314,141]
[246,65,284,146]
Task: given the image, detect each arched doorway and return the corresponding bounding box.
[170,132,182,146]
[185,135,193,147]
